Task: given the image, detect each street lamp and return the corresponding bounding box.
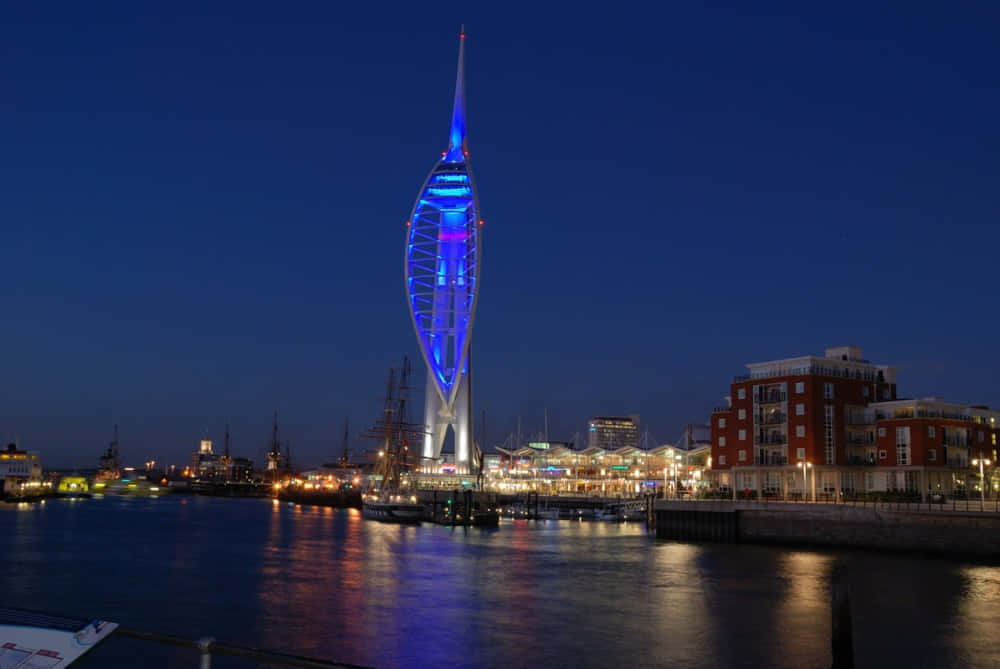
[972,452,991,510]
[674,454,683,497]
[797,461,813,502]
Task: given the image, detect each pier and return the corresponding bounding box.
[655,499,1000,556]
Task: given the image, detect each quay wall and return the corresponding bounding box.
[655,501,1000,556]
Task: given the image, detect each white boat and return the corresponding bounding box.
[361,491,424,523]
[0,607,116,666]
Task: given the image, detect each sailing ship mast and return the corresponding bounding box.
[362,356,424,492]
[267,410,283,481]
[98,425,122,479]
[339,417,351,467]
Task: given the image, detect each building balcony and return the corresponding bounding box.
[947,458,970,468]
[756,454,788,466]
[754,412,787,426]
[755,434,788,446]
[845,435,875,446]
[944,438,970,447]
[712,406,731,414]
[846,454,877,466]
[844,414,875,426]
[755,392,786,404]
[734,374,751,382]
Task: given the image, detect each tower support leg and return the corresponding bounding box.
[453,370,472,474]
[422,376,448,472]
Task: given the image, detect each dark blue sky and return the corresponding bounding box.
[2,2,998,468]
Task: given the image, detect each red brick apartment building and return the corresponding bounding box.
[710,346,1000,500]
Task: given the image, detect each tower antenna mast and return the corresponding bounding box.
[340,417,350,465]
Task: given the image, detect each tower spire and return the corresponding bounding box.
[446,26,467,161]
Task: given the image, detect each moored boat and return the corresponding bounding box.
[361,491,425,523]
[56,476,91,498]
[471,509,500,526]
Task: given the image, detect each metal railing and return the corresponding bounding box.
[114,628,369,668]
[754,413,787,426]
[755,393,786,404]
[844,415,875,426]
[667,495,1000,514]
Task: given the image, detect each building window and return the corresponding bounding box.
[878,427,887,438]
[718,418,726,429]
[737,388,746,400]
[882,388,890,400]
[796,425,805,438]
[824,405,835,465]
[823,383,834,399]
[978,431,985,443]
[719,455,727,466]
[796,447,805,460]
[738,429,746,441]
[879,449,887,460]
[738,409,746,420]
[895,428,911,465]
[928,448,937,462]
[928,426,935,438]
[862,386,869,398]
[796,403,805,416]
[738,450,747,462]
[795,381,805,394]
[719,437,726,447]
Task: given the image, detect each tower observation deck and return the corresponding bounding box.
[404,28,483,474]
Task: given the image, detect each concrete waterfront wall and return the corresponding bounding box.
[655,500,1000,556]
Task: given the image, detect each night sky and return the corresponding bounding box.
[2,2,998,468]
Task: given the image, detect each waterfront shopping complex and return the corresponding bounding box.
[478,435,710,496]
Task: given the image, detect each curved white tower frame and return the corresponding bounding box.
[404,29,483,474]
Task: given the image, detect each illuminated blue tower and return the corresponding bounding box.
[405,28,482,474]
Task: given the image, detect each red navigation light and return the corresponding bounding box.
[441,151,447,156]
[478,219,484,226]
[460,33,466,39]
[405,220,411,227]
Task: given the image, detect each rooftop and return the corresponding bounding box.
[739,346,897,384]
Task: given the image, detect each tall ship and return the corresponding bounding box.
[361,357,426,522]
[94,425,122,481]
[91,425,168,497]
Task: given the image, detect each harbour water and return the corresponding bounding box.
[3,496,1000,668]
